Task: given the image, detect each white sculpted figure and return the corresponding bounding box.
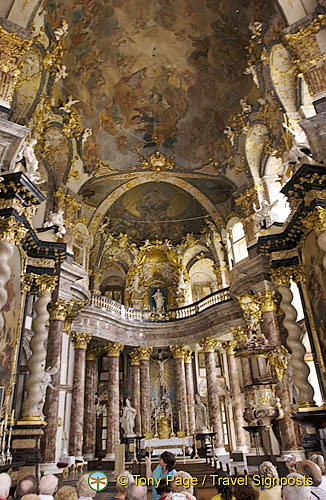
[249,20,263,36]
[38,366,57,418]
[82,128,92,145]
[153,288,165,313]
[43,209,66,238]
[240,97,252,113]
[253,200,278,230]
[243,65,259,88]
[54,20,69,40]
[121,399,136,436]
[194,394,208,432]
[16,138,42,184]
[59,95,79,113]
[153,356,169,388]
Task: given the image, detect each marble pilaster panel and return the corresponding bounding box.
[184,351,195,435]
[130,350,141,436]
[171,345,189,435]
[83,349,98,457]
[138,347,153,436]
[105,342,124,458]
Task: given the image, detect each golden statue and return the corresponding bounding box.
[158,412,171,439]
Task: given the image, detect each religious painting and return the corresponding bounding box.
[150,357,176,409]
[302,231,326,368]
[149,286,168,313]
[0,247,22,404]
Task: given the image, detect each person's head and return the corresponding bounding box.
[259,461,279,488]
[156,478,171,497]
[213,470,233,500]
[39,475,58,496]
[116,471,134,496]
[311,455,325,475]
[171,471,194,495]
[54,486,77,500]
[233,476,259,500]
[297,459,322,487]
[159,451,175,472]
[77,474,96,499]
[125,483,147,500]
[283,472,311,500]
[0,473,11,498]
[15,476,38,499]
[21,496,39,500]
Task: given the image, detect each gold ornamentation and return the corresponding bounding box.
[231,325,248,343]
[130,350,140,366]
[170,344,188,359]
[86,347,102,361]
[105,342,124,357]
[137,346,153,360]
[90,270,104,291]
[63,298,88,334]
[54,189,81,225]
[35,275,57,295]
[270,265,304,286]
[235,186,262,220]
[48,298,69,321]
[266,346,289,381]
[302,207,326,237]
[199,337,218,353]
[258,290,279,313]
[71,332,92,349]
[237,292,262,327]
[0,217,28,244]
[21,273,36,292]
[138,152,177,172]
[184,349,193,363]
[222,340,236,355]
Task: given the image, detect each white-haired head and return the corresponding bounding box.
[283,473,311,500]
[0,472,11,498]
[39,474,58,495]
[117,471,134,494]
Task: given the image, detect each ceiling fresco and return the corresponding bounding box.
[104,182,208,243]
[45,0,277,171]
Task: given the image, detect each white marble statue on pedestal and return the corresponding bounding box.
[43,209,66,238]
[121,399,136,436]
[153,288,165,313]
[15,138,42,184]
[38,366,57,419]
[194,394,208,432]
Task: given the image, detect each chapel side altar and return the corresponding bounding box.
[140,437,193,456]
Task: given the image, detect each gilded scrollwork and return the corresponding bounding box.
[199,337,218,353]
[71,332,92,350]
[105,341,124,357]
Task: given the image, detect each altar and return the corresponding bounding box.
[140,437,193,456]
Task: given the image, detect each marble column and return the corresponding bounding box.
[105,342,124,459]
[270,273,316,408]
[170,345,189,435]
[42,299,68,463]
[200,337,225,451]
[224,342,247,450]
[138,346,153,437]
[184,350,196,435]
[259,288,301,451]
[83,347,99,458]
[130,350,141,436]
[21,275,57,423]
[69,332,91,458]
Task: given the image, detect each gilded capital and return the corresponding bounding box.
[21,273,36,292]
[258,290,279,313]
[231,325,248,343]
[130,350,140,366]
[36,275,58,296]
[222,340,236,355]
[137,346,153,360]
[270,265,304,287]
[105,342,124,357]
[86,347,102,361]
[63,298,88,334]
[48,298,69,320]
[71,332,92,349]
[302,207,326,237]
[199,337,218,353]
[170,344,188,359]
[0,217,28,245]
[184,349,193,363]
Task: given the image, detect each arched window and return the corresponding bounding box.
[72,223,91,271]
[226,221,248,269]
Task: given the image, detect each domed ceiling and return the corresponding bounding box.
[45,0,277,171]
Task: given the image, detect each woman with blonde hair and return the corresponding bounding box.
[259,461,281,500]
[54,486,78,500]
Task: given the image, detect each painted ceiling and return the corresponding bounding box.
[104,182,208,243]
[45,0,276,171]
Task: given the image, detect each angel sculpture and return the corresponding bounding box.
[43,209,66,238]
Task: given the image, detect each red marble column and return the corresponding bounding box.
[105,342,124,459]
[130,350,141,436]
[200,338,225,451]
[184,351,196,435]
[83,348,98,458]
[69,332,91,458]
[225,342,247,450]
[42,299,67,463]
[171,345,189,435]
[138,346,153,437]
[260,290,299,451]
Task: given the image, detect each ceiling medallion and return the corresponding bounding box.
[140,152,176,172]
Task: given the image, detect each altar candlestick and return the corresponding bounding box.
[0,421,4,452]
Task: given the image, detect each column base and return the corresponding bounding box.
[104,453,115,461]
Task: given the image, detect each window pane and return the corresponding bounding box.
[232,222,245,242]
[233,237,248,263]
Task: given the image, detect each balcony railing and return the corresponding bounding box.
[90,287,231,323]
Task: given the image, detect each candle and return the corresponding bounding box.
[178,411,181,430]
[11,410,14,423]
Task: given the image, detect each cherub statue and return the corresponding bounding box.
[81,128,92,145]
[240,97,252,114]
[243,65,259,88]
[55,64,68,83]
[253,200,278,230]
[43,209,66,238]
[38,366,57,418]
[54,20,69,40]
[223,126,235,146]
[16,138,42,184]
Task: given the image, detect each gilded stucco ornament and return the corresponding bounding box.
[199,337,218,353]
[302,207,326,237]
[137,346,153,360]
[130,350,140,366]
[266,346,289,381]
[258,290,279,313]
[35,275,58,296]
[184,349,193,364]
[231,325,248,343]
[236,291,262,328]
[63,298,88,334]
[86,347,102,361]
[170,344,189,359]
[71,332,92,350]
[138,152,177,172]
[0,217,28,245]
[48,297,70,321]
[222,340,237,356]
[270,265,304,286]
[105,342,124,357]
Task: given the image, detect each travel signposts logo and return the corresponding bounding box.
[88,471,109,491]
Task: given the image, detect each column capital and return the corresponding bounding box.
[257,290,279,313]
[48,298,69,321]
[302,207,326,237]
[170,344,188,359]
[199,337,218,353]
[63,298,88,334]
[270,265,304,286]
[71,332,92,349]
[137,346,153,360]
[222,340,237,355]
[86,347,102,361]
[0,217,28,245]
[35,275,58,296]
[105,342,124,357]
[231,325,248,343]
[184,349,193,363]
[130,350,140,366]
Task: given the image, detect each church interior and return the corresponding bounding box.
[0,0,326,494]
